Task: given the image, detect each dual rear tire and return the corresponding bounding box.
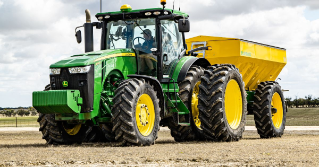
[198,64,247,141]
[168,65,205,142]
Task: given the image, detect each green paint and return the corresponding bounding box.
[49,49,135,68]
[172,56,197,81]
[246,91,255,105]
[32,90,82,114]
[241,51,252,57]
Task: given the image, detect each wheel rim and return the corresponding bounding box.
[63,124,81,136]
[191,81,202,130]
[271,92,283,129]
[135,94,155,136]
[225,79,243,129]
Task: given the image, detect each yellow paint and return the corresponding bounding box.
[120,4,132,10]
[271,92,283,129]
[224,79,243,129]
[94,53,135,62]
[186,36,287,90]
[135,94,155,136]
[139,54,157,62]
[191,81,202,129]
[63,124,81,135]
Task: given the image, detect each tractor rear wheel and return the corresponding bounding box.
[253,81,286,138]
[83,126,107,142]
[198,64,247,141]
[112,78,161,146]
[100,123,115,142]
[168,65,205,141]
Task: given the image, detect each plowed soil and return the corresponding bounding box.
[0,130,319,166]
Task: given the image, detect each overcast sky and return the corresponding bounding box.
[0,0,318,107]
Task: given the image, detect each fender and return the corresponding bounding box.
[172,57,211,82]
[127,75,165,119]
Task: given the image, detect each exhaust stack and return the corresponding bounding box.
[84,9,93,52]
[85,9,91,23]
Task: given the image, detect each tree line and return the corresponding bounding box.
[285,95,319,108]
[0,107,37,117]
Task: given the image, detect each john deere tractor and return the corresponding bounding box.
[33,0,287,146]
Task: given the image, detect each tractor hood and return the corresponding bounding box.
[50,49,135,68]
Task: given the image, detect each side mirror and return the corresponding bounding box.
[178,18,190,32]
[75,30,82,43]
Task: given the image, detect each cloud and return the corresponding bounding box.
[185,5,319,99]
[0,0,319,107]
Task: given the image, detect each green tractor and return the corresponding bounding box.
[33,1,287,146]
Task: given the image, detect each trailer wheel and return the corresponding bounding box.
[37,84,95,144]
[168,65,205,141]
[198,64,247,141]
[253,81,286,138]
[112,78,161,146]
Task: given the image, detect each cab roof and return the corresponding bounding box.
[95,7,188,21]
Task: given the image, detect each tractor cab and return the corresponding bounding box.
[87,3,191,81]
[104,18,184,77]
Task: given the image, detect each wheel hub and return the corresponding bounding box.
[138,104,150,126]
[135,94,155,136]
[225,79,243,130]
[271,92,283,129]
[191,81,202,130]
[63,123,81,136]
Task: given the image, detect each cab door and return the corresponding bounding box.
[160,20,184,78]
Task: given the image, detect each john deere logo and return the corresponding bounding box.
[62,81,68,87]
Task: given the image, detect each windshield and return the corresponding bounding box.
[106,18,157,52]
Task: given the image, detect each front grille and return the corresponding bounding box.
[50,65,94,113]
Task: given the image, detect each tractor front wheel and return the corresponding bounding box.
[38,114,93,144]
[38,84,99,144]
[112,78,161,146]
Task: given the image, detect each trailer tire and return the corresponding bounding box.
[112,78,161,146]
[168,65,205,141]
[253,81,286,138]
[198,64,247,141]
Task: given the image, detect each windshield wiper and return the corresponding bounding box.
[134,20,151,38]
[122,14,151,38]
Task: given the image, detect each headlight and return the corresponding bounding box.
[50,68,61,75]
[98,16,103,21]
[153,11,161,15]
[68,65,91,74]
[145,12,152,16]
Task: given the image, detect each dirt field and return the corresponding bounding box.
[1,130,319,166]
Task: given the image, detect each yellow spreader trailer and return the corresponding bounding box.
[186,36,287,138]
